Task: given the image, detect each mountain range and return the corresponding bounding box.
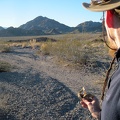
[0,16,102,37]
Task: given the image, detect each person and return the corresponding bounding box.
[80,0,120,119]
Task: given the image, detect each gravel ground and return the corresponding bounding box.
[0,46,102,120]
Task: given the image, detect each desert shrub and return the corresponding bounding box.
[29,39,37,49]
[0,61,11,72]
[0,44,11,53]
[40,42,51,55]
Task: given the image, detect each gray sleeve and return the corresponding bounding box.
[117,96,120,118]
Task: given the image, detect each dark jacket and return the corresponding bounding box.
[101,51,120,120]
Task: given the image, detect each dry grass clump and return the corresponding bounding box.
[40,43,50,55]
[0,44,11,53]
[9,38,41,49]
[0,60,11,72]
[29,39,37,49]
[9,41,29,48]
[21,42,27,48]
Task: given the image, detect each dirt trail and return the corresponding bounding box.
[0,47,102,120]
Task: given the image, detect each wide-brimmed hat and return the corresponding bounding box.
[82,0,120,12]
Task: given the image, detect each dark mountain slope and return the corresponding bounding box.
[75,21,102,32]
[0,26,4,31]
[0,17,102,36]
[0,27,45,37]
[19,16,72,33]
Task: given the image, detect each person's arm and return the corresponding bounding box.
[117,97,120,119]
[80,96,101,119]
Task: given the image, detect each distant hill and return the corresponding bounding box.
[75,21,102,33]
[0,26,4,31]
[19,16,72,34]
[0,27,45,37]
[0,16,102,37]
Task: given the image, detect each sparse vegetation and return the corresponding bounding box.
[40,33,110,71]
[0,33,111,73]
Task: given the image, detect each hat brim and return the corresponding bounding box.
[83,1,120,12]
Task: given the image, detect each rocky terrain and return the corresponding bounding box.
[0,46,103,120]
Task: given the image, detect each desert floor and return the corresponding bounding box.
[0,46,103,120]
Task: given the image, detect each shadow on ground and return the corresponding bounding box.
[0,72,83,119]
[0,109,16,120]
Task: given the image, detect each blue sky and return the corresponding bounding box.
[0,0,103,27]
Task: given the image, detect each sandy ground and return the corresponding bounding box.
[0,46,102,120]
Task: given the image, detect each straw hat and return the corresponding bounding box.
[82,0,120,12]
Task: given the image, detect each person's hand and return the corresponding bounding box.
[80,96,101,119]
